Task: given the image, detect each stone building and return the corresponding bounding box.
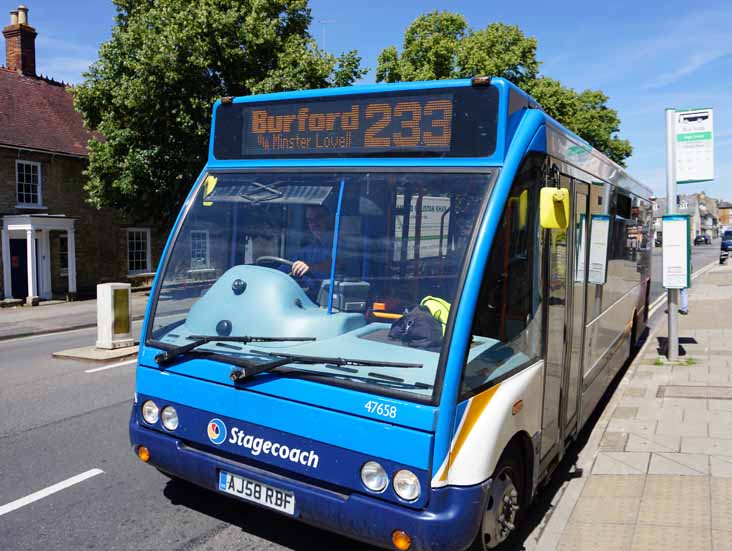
[719,201,732,229]
[1,5,164,304]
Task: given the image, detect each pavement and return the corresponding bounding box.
[529,260,732,551]
[0,292,150,340]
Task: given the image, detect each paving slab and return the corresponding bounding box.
[643,474,709,500]
[558,523,634,551]
[599,432,628,451]
[592,452,650,475]
[631,524,711,551]
[626,434,680,453]
[712,530,732,551]
[683,437,732,456]
[637,494,711,527]
[710,400,732,412]
[569,496,640,525]
[607,419,658,436]
[709,419,732,439]
[656,419,708,437]
[712,478,732,532]
[647,452,710,475]
[711,456,732,478]
[582,475,645,498]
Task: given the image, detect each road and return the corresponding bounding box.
[649,238,721,305]
[0,242,723,551]
[0,323,365,551]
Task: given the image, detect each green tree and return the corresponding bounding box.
[75,0,366,223]
[377,11,631,165]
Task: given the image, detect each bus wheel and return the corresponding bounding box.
[474,449,525,550]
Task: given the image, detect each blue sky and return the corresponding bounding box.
[5,0,731,200]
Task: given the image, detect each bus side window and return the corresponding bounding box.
[460,154,544,397]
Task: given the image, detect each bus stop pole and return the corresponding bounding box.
[665,108,679,361]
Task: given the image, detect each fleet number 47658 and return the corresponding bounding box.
[364,401,397,419]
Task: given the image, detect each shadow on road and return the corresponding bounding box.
[163,478,371,550]
[161,328,650,551]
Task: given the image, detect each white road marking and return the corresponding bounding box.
[85,359,137,373]
[0,469,104,517]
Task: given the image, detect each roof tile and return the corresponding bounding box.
[0,68,99,156]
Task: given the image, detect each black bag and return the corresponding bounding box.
[388,305,443,349]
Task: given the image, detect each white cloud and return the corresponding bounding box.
[643,50,732,90]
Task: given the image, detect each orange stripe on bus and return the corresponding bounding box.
[438,384,500,481]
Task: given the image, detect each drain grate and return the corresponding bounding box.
[657,385,732,400]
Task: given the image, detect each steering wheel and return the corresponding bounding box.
[255,256,312,292]
[255,256,294,270]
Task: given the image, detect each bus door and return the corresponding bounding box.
[539,176,570,463]
[560,180,589,441]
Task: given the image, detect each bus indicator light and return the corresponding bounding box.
[391,530,412,550]
[512,400,524,416]
[137,446,150,463]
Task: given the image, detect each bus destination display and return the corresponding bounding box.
[212,86,499,159]
[242,94,453,156]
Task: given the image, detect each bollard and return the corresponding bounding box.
[96,283,134,349]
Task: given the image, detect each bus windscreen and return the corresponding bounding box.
[213,86,498,159]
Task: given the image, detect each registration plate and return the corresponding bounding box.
[218,471,295,515]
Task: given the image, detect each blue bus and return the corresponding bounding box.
[130,77,652,551]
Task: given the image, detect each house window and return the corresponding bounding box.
[190,230,210,268]
[16,161,42,206]
[127,228,151,274]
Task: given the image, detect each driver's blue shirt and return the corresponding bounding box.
[296,240,332,279]
[280,239,332,299]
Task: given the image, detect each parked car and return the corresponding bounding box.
[722,230,732,252]
[694,234,711,245]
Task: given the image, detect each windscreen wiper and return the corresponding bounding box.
[231,350,423,383]
[154,335,316,365]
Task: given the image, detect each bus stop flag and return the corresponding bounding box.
[675,108,714,184]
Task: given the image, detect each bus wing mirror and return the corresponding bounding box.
[539,187,569,229]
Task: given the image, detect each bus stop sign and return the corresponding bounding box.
[675,108,714,184]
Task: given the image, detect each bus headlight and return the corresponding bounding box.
[393,470,420,501]
[161,406,179,431]
[360,461,388,492]
[141,400,159,424]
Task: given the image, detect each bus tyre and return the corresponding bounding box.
[471,448,525,550]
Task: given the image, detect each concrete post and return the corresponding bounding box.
[25,228,38,305]
[67,228,77,297]
[1,228,11,298]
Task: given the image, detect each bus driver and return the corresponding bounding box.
[290,205,334,284]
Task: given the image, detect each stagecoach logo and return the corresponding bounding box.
[205,418,320,468]
[207,418,227,445]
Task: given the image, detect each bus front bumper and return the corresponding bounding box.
[130,419,487,551]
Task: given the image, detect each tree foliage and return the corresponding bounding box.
[376,11,631,165]
[75,0,366,223]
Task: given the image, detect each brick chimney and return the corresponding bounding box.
[3,5,37,76]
